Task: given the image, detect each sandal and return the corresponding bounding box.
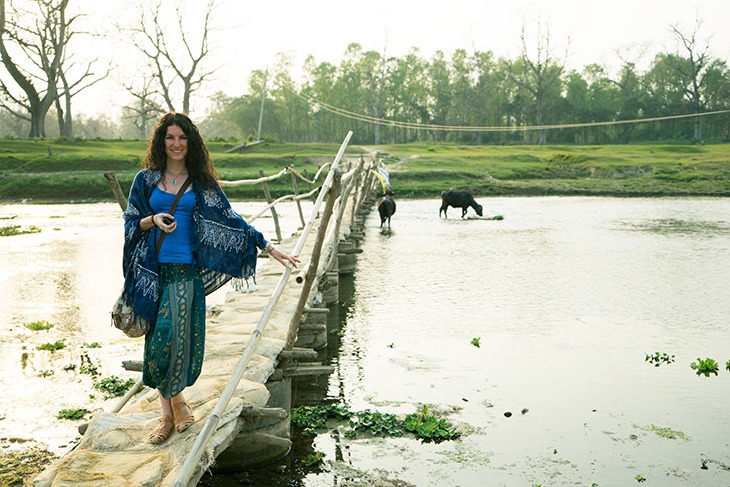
[149,416,174,444]
[172,400,194,433]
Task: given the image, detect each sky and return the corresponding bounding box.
[19,0,730,120]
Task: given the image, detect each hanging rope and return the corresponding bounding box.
[292,90,730,133]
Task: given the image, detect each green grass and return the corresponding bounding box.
[0,139,728,201]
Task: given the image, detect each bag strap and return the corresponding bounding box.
[155,176,192,257]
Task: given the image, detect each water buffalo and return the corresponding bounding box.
[378,193,396,228]
[439,190,483,218]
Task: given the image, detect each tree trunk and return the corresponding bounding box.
[693,115,702,143]
[29,109,46,138]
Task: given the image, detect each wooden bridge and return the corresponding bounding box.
[34,133,381,486]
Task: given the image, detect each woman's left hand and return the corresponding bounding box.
[268,247,300,268]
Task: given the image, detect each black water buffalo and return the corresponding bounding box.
[378,193,396,228]
[439,190,483,218]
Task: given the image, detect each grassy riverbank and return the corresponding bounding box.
[0,138,728,202]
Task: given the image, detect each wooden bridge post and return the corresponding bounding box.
[259,169,282,242]
[103,172,128,211]
[289,165,306,228]
[282,170,342,361]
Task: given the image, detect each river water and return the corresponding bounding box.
[2,197,729,486]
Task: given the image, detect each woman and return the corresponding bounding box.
[122,112,299,444]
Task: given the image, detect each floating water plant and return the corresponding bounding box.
[80,363,99,376]
[290,403,352,429]
[645,352,674,367]
[0,225,41,236]
[93,376,135,397]
[302,451,325,467]
[84,342,101,348]
[25,320,54,331]
[57,408,87,420]
[471,337,481,348]
[726,359,730,372]
[690,357,719,377]
[291,403,460,443]
[635,474,646,482]
[37,341,65,352]
[38,370,54,377]
[404,405,460,443]
[350,409,402,437]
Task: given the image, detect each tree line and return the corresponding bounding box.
[1,0,729,145]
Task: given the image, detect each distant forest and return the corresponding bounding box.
[199,41,730,146]
[1,1,728,145]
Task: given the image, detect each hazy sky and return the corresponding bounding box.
[36,0,730,118]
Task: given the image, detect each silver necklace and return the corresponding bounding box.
[167,169,186,186]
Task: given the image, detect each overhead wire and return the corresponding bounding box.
[292,89,730,133]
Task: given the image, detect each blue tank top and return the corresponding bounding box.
[150,187,195,264]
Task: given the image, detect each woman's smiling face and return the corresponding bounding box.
[165,124,188,164]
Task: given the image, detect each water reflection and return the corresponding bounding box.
[620,217,730,236]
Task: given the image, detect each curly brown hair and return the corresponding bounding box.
[143,112,219,187]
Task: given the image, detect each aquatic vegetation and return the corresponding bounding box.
[645,352,674,367]
[302,451,325,467]
[79,363,99,375]
[0,225,41,236]
[79,352,100,376]
[291,403,460,443]
[690,357,719,377]
[38,370,54,377]
[84,342,102,348]
[350,409,402,437]
[404,405,460,443]
[726,359,730,372]
[36,341,65,352]
[471,337,481,348]
[635,474,646,482]
[25,320,54,331]
[57,408,87,420]
[291,403,352,429]
[63,364,77,371]
[93,376,135,397]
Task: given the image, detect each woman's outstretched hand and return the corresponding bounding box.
[268,247,300,268]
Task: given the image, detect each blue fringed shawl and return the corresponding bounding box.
[122,170,266,325]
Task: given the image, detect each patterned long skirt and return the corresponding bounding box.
[143,263,206,400]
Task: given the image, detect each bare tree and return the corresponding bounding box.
[0,0,67,137]
[667,20,713,143]
[509,18,567,145]
[54,52,109,137]
[0,0,106,137]
[121,74,164,139]
[129,0,218,115]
